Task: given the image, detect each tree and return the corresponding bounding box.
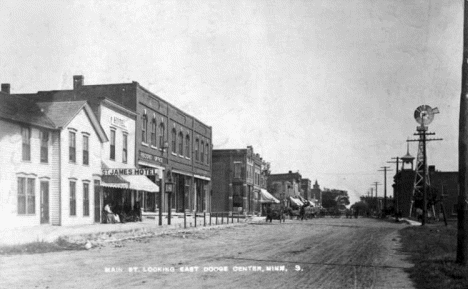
[321,189,349,210]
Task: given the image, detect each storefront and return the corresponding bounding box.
[100,161,159,222]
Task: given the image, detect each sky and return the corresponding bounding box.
[0,0,464,204]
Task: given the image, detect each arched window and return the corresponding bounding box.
[171,129,177,153]
[159,123,165,148]
[185,135,190,158]
[178,132,183,155]
[205,143,209,164]
[200,141,205,163]
[195,139,199,161]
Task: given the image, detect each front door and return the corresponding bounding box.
[94,180,101,223]
[40,181,49,224]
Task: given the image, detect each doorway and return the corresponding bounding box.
[40,181,49,224]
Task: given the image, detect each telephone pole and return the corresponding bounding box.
[371,182,381,214]
[388,157,400,220]
[379,166,392,217]
[457,0,468,266]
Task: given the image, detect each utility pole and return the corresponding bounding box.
[388,157,400,220]
[379,166,392,217]
[457,0,468,266]
[371,182,381,215]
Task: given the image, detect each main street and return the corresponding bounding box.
[0,218,414,289]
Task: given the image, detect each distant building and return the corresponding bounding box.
[267,171,302,206]
[310,180,322,206]
[211,146,267,214]
[0,90,107,228]
[392,147,458,219]
[301,178,312,200]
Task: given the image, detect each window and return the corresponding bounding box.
[200,141,205,163]
[83,182,89,216]
[40,130,49,163]
[185,135,190,158]
[195,139,199,161]
[234,162,241,178]
[142,114,148,143]
[123,133,128,163]
[17,177,35,215]
[70,181,76,216]
[205,143,209,164]
[178,132,183,155]
[159,123,165,148]
[110,130,116,160]
[83,135,89,165]
[69,131,76,163]
[151,119,156,146]
[22,127,31,161]
[171,129,176,153]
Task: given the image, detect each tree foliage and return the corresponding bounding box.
[321,189,349,210]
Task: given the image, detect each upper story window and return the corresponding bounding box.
[142,114,148,143]
[178,132,183,155]
[185,135,190,158]
[82,134,89,165]
[21,127,31,161]
[69,131,76,163]
[200,141,205,163]
[151,119,156,146]
[171,129,177,153]
[122,133,128,163]
[205,143,209,164]
[40,130,49,163]
[110,130,116,160]
[234,162,241,178]
[195,139,199,161]
[159,123,165,148]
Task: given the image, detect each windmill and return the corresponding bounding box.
[408,105,442,225]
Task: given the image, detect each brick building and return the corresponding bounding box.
[392,146,458,219]
[301,178,312,200]
[15,76,211,214]
[211,146,268,214]
[0,88,108,228]
[267,171,302,207]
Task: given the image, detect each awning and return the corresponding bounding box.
[259,189,280,204]
[101,161,159,192]
[101,174,129,189]
[289,197,304,207]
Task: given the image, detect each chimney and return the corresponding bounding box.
[429,165,435,173]
[288,170,292,174]
[1,83,10,94]
[73,75,84,90]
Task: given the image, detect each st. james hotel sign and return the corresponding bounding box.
[102,168,157,176]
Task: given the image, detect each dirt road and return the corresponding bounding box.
[0,218,414,289]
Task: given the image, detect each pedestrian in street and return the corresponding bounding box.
[300,205,306,221]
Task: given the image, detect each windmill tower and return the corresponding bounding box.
[408,105,441,225]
